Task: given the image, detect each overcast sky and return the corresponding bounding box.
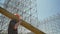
[37,0,60,21]
[0,0,5,3]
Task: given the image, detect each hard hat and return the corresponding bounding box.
[14,13,20,19]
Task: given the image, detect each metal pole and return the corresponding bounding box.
[0,7,45,34]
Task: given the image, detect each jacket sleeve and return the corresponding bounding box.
[9,19,17,29]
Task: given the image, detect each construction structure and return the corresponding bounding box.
[38,13,60,34]
[0,0,60,34]
[0,0,45,34]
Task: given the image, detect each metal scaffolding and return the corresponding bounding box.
[0,0,60,34]
[38,13,60,34]
[0,0,40,34]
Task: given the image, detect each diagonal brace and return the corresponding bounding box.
[0,7,45,34]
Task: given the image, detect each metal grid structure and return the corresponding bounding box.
[0,0,38,34]
[0,0,60,34]
[37,13,60,34]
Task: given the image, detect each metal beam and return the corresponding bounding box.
[0,7,45,34]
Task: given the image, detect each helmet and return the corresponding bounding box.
[14,14,20,19]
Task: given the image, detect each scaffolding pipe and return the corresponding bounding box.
[0,7,45,34]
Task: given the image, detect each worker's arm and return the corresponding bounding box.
[14,19,21,29]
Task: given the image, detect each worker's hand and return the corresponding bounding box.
[14,19,22,30]
[14,23,19,30]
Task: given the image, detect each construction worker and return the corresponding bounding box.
[8,14,21,34]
